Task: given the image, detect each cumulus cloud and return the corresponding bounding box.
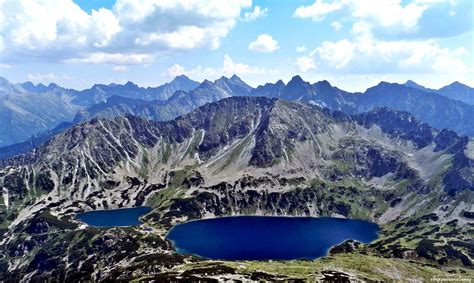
[65,53,154,65]
[294,0,472,39]
[294,0,426,30]
[331,21,343,30]
[293,0,346,21]
[248,34,279,52]
[296,45,307,52]
[221,55,270,74]
[27,73,74,84]
[167,55,277,80]
[242,6,268,21]
[113,65,127,72]
[0,1,120,58]
[168,64,186,77]
[296,56,316,72]
[293,0,471,78]
[0,0,252,64]
[299,35,468,75]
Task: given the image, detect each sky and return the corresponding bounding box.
[0,0,472,92]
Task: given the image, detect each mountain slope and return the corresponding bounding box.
[0,77,79,147]
[70,75,200,107]
[72,77,242,123]
[358,82,474,136]
[438,81,474,105]
[404,80,474,105]
[252,77,474,137]
[0,76,201,149]
[0,97,472,281]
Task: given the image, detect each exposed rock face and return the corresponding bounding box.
[329,240,362,255]
[0,96,472,281]
[355,107,434,148]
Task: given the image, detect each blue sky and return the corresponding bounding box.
[0,0,472,91]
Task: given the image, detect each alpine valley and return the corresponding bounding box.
[0,76,473,281]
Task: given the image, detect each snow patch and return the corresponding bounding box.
[2,187,8,210]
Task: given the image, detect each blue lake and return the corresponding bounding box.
[166,216,379,260]
[76,206,152,227]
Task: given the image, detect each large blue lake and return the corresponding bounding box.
[166,216,379,260]
[76,206,152,227]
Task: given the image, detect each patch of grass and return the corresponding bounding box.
[139,146,150,180]
[161,141,172,164]
[146,187,185,209]
[176,253,470,281]
[183,130,203,160]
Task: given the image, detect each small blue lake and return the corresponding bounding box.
[166,216,379,260]
[76,206,152,227]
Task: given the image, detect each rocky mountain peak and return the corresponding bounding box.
[172,74,190,81]
[230,74,241,81]
[170,74,198,87]
[124,81,138,88]
[287,75,305,85]
[313,80,333,89]
[214,74,252,96]
[199,79,214,88]
[280,75,313,101]
[0,76,16,93]
[446,81,467,88]
[403,80,435,93]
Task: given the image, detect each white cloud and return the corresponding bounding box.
[248,34,279,52]
[221,55,268,74]
[313,40,354,70]
[0,1,120,54]
[242,6,268,21]
[294,0,427,33]
[167,55,277,81]
[293,0,346,21]
[168,64,186,77]
[302,36,468,75]
[293,0,471,78]
[296,56,316,72]
[27,73,74,84]
[349,0,427,32]
[331,21,343,30]
[65,52,154,65]
[296,45,307,52]
[113,65,127,72]
[0,0,252,64]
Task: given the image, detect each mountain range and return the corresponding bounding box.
[404,80,474,105]
[0,96,472,281]
[1,75,473,160]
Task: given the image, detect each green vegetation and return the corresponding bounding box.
[183,130,203,160]
[147,187,186,209]
[161,141,172,164]
[139,146,150,180]
[175,253,473,281]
